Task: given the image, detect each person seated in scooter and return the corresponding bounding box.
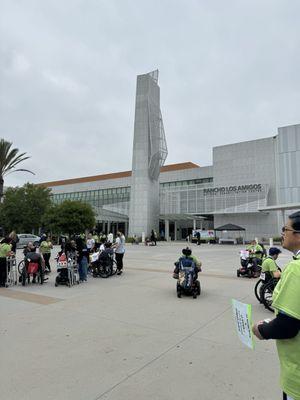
[246,240,264,271]
[173,247,202,280]
[261,247,281,281]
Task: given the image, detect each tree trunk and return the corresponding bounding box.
[0,176,4,202]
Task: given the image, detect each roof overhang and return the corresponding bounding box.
[258,203,300,212]
[160,214,206,221]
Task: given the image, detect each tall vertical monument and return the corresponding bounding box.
[129,70,168,237]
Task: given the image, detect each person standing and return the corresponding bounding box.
[252,211,300,400]
[196,231,201,245]
[39,236,53,273]
[92,232,100,250]
[9,231,19,253]
[76,237,89,282]
[86,233,95,252]
[107,232,113,244]
[114,231,125,275]
[0,237,13,286]
[151,230,157,246]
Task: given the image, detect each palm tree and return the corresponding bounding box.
[0,139,35,200]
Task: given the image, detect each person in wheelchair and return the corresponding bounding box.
[261,247,281,283]
[173,247,202,279]
[24,245,45,283]
[98,242,114,266]
[23,241,37,257]
[173,247,202,298]
[246,240,264,273]
[92,242,114,277]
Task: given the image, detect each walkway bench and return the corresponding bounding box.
[219,238,237,245]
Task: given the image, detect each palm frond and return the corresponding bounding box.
[0,139,33,177]
[3,154,31,174]
[5,168,35,176]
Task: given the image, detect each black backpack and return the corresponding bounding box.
[178,257,196,289]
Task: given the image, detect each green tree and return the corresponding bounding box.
[0,183,51,233]
[41,204,61,234]
[0,139,34,200]
[42,200,95,235]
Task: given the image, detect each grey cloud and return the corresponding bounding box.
[1,0,300,186]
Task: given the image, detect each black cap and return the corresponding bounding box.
[269,247,282,256]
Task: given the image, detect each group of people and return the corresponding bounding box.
[60,231,126,282]
[0,230,126,286]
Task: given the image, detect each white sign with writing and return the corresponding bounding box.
[232,299,254,350]
[192,230,215,239]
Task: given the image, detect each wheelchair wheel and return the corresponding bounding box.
[261,280,275,313]
[196,280,201,295]
[18,260,25,275]
[21,269,27,286]
[98,264,112,278]
[111,259,118,276]
[254,279,264,303]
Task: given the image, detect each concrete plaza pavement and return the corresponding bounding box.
[0,242,290,400]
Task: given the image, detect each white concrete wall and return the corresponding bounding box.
[213,136,280,239]
[277,124,300,203]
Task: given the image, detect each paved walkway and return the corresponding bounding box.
[1,243,289,400]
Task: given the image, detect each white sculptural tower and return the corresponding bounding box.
[129,70,167,237]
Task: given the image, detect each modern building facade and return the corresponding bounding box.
[39,72,300,241]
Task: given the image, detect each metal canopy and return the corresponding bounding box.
[215,223,245,231]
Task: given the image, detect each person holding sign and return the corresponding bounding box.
[252,211,300,400]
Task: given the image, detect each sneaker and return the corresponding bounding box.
[117,270,123,275]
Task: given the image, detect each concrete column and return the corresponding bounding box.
[174,221,177,241]
[193,219,196,230]
[165,219,170,241]
[124,221,128,237]
[107,221,111,234]
[116,222,119,233]
[200,220,203,230]
[281,209,285,225]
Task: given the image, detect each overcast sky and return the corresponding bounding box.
[1,0,300,187]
